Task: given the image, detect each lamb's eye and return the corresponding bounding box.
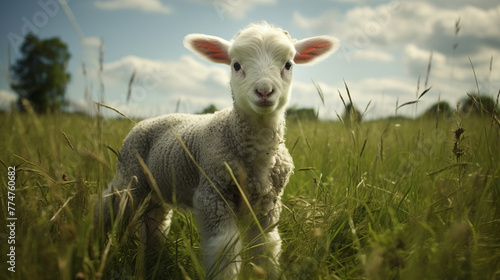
[233,62,241,71]
[284,62,292,70]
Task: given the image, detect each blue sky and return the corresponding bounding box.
[0,0,499,119]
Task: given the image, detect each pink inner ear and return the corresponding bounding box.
[192,39,230,64]
[294,41,333,64]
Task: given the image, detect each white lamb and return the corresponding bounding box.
[97,22,338,279]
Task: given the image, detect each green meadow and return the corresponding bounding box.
[1,100,499,279]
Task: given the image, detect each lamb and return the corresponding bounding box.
[96,22,338,279]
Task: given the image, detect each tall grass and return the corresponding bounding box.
[1,99,499,279]
[284,112,499,279]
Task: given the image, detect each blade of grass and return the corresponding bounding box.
[290,136,301,154]
[312,79,325,106]
[424,51,433,88]
[223,162,267,240]
[105,145,121,160]
[126,69,136,104]
[397,100,419,110]
[173,132,237,219]
[60,129,75,151]
[344,79,353,106]
[395,97,399,115]
[50,194,76,222]
[426,162,470,177]
[95,101,137,125]
[338,90,347,109]
[135,152,165,203]
[418,86,432,100]
[361,100,372,120]
[335,110,345,125]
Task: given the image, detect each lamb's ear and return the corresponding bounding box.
[184,34,231,65]
[294,36,339,64]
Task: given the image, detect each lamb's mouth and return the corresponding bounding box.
[255,100,274,107]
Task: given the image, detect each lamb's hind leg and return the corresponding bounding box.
[140,201,173,249]
[94,174,132,234]
[135,201,173,278]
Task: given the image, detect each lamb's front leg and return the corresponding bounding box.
[194,191,242,279]
[245,209,283,279]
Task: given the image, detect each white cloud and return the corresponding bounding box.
[404,43,499,84]
[403,44,500,100]
[294,1,422,46]
[66,98,90,114]
[194,0,276,20]
[351,49,394,62]
[94,0,172,14]
[290,77,418,120]
[459,5,500,38]
[293,10,339,32]
[102,55,229,94]
[329,0,365,3]
[293,1,500,49]
[292,0,500,117]
[0,89,17,110]
[231,0,276,19]
[403,44,449,78]
[431,0,500,11]
[81,55,232,118]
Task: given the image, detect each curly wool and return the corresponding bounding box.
[111,107,294,220]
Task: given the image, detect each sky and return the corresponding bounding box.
[0,0,499,119]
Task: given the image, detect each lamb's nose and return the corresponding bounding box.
[257,89,273,100]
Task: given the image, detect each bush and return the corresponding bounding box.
[287,107,318,121]
[342,102,361,126]
[459,94,499,116]
[422,101,453,119]
[197,104,218,114]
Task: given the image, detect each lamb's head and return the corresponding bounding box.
[184,22,338,117]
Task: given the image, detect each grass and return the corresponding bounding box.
[0,103,499,279]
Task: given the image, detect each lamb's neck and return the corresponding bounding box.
[226,107,286,165]
[230,107,286,145]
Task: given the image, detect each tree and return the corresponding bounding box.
[459,94,499,116]
[197,104,218,114]
[422,101,452,119]
[342,102,361,126]
[286,107,317,121]
[11,33,71,113]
